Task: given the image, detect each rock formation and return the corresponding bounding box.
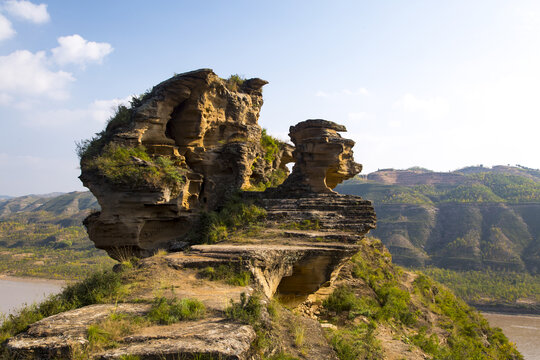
[277,119,362,194]
[80,69,292,259]
[5,70,521,360]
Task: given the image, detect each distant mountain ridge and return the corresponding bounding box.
[336,165,540,273]
[0,191,98,219]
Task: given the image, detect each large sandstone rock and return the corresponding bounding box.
[80,69,290,259]
[277,119,362,194]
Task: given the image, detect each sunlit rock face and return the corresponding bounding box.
[277,119,362,194]
[80,69,288,259]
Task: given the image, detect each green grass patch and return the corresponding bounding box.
[147,297,206,324]
[194,194,266,244]
[83,144,185,191]
[199,264,251,286]
[325,322,383,360]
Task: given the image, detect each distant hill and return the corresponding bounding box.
[0,191,97,219]
[0,195,13,200]
[0,191,110,279]
[336,165,540,273]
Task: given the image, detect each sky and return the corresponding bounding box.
[1,0,540,196]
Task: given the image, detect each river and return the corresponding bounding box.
[482,312,540,360]
[0,279,539,358]
[0,277,65,317]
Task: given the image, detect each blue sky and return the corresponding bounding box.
[1,0,539,195]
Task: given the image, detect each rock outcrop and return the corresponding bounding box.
[80,69,292,259]
[277,119,361,194]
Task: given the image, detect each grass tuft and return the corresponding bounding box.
[147,297,206,325]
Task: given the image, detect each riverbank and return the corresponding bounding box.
[0,274,67,286]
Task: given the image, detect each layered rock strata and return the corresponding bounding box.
[80,69,291,259]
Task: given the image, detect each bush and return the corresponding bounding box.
[260,129,280,164]
[225,74,245,92]
[225,293,262,324]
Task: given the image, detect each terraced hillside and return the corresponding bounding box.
[336,166,540,273]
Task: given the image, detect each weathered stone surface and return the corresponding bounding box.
[276,119,362,194]
[167,243,361,299]
[95,318,255,360]
[257,193,376,235]
[80,69,291,259]
[6,303,255,360]
[6,304,150,359]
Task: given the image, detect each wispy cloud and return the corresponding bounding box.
[3,0,50,24]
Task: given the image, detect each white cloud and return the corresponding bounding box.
[316,88,370,98]
[393,93,449,119]
[52,34,113,66]
[3,0,50,24]
[0,13,15,41]
[0,50,74,100]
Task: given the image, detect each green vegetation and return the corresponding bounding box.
[338,171,540,204]
[321,239,521,359]
[225,292,262,324]
[0,193,114,280]
[225,74,245,92]
[147,297,206,324]
[279,219,320,231]
[83,144,185,191]
[0,268,127,342]
[247,168,288,192]
[85,313,147,352]
[199,264,251,286]
[410,273,522,359]
[420,267,540,304]
[247,129,288,192]
[194,194,266,244]
[76,105,133,161]
[260,129,280,165]
[326,323,382,360]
